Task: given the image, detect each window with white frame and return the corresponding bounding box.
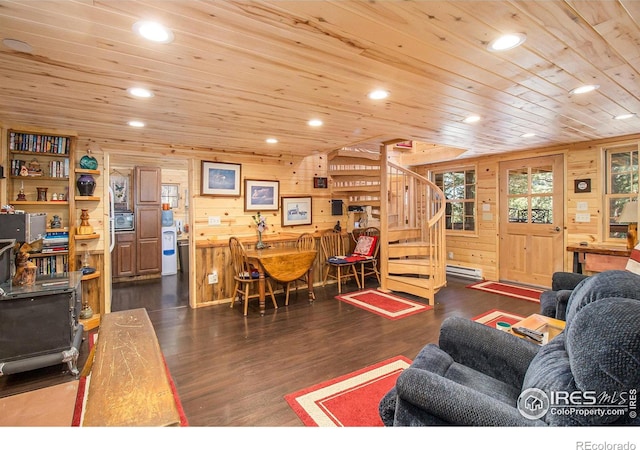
[605,144,639,241]
[433,168,476,232]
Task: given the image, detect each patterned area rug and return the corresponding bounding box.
[466,281,543,303]
[472,309,526,328]
[335,289,432,320]
[285,355,411,427]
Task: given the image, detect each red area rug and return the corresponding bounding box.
[466,281,543,303]
[285,355,411,427]
[335,289,432,320]
[472,309,526,328]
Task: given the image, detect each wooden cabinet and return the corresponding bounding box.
[135,166,161,205]
[113,231,136,277]
[136,206,161,274]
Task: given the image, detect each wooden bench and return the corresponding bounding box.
[82,308,180,426]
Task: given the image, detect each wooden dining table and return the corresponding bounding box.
[244,247,317,315]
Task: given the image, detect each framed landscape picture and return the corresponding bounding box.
[282,196,312,226]
[245,179,279,211]
[201,161,241,197]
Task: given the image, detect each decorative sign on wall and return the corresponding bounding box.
[574,178,591,193]
[313,177,328,189]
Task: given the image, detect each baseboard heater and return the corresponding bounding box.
[446,264,483,280]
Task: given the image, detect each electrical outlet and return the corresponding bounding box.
[208,216,221,225]
[208,271,218,284]
[448,252,454,259]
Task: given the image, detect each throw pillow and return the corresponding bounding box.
[353,235,378,257]
[625,243,640,275]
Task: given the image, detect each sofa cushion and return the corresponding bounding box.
[411,343,520,406]
[565,270,640,325]
[565,298,640,425]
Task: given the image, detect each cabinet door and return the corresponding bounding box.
[113,232,136,277]
[135,166,161,205]
[136,206,161,274]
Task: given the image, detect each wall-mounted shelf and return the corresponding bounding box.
[75,196,100,201]
[75,233,100,241]
[75,169,100,175]
[81,270,101,281]
[10,200,69,205]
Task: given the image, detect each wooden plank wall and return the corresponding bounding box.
[413,134,640,281]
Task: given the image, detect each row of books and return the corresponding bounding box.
[10,158,70,178]
[33,254,69,275]
[9,132,70,154]
[42,231,69,253]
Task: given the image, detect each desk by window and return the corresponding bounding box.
[566,244,630,274]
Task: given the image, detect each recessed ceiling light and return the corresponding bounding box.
[614,113,636,120]
[265,138,278,144]
[368,89,389,100]
[308,119,323,127]
[132,21,174,43]
[463,115,481,123]
[521,133,536,138]
[128,120,145,128]
[569,84,599,95]
[487,33,526,52]
[2,38,33,53]
[127,87,154,98]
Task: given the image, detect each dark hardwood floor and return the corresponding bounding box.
[1,274,541,426]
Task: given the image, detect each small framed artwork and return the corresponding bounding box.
[282,196,312,226]
[574,178,591,193]
[201,161,241,197]
[244,179,279,211]
[313,177,328,189]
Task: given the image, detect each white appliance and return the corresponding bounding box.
[161,226,177,275]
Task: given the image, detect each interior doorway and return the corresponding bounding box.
[106,153,190,312]
[498,155,565,287]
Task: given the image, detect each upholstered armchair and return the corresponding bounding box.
[380,270,640,426]
[538,271,588,320]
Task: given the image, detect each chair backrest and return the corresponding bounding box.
[296,232,315,251]
[320,229,347,259]
[229,237,251,278]
[352,226,380,258]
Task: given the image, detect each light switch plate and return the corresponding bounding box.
[208,216,221,225]
[575,213,591,223]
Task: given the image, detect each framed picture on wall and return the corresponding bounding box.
[201,161,241,197]
[282,196,312,226]
[244,179,279,211]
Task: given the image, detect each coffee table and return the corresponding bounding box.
[510,313,565,345]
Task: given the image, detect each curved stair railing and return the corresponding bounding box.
[379,160,447,305]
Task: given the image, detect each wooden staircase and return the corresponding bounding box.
[328,144,447,305]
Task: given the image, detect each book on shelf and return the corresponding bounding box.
[9,132,69,154]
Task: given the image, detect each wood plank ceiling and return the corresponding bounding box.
[0,0,639,160]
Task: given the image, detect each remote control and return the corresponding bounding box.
[512,327,544,343]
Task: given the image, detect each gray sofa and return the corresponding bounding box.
[379,270,640,426]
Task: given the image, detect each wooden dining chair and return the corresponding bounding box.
[228,236,277,316]
[285,232,316,305]
[351,226,381,287]
[320,229,361,294]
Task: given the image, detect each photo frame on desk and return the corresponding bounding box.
[282,196,312,226]
[244,179,279,211]
[201,161,241,197]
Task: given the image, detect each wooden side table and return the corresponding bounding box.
[510,314,565,345]
[566,244,630,274]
